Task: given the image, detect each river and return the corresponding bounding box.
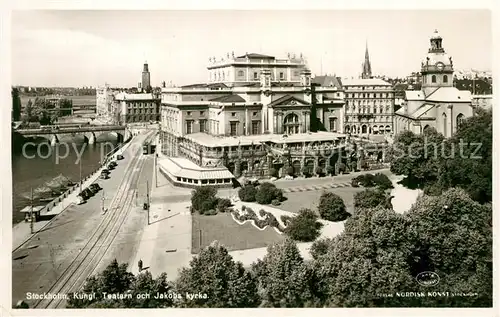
[11,136,120,225]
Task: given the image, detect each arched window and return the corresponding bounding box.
[284,113,300,134]
[361,125,368,134]
[431,75,437,83]
[456,113,465,129]
[443,75,448,83]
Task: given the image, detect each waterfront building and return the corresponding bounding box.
[96,84,115,121]
[160,52,355,188]
[394,30,473,137]
[113,91,160,125]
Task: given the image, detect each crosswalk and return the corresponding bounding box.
[281,182,351,193]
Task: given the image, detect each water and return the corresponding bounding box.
[11,137,119,225]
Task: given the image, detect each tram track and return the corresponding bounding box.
[32,133,154,308]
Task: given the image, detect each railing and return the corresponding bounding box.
[17,125,125,135]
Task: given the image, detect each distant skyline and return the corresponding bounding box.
[11,10,492,87]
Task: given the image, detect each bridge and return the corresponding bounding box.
[15,125,130,145]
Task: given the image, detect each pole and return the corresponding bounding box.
[155,153,158,188]
[79,158,82,194]
[30,188,34,234]
[146,181,150,225]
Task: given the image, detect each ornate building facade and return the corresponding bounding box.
[159,53,354,187]
[343,78,395,136]
[394,30,473,137]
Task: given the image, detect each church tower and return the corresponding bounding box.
[361,42,372,79]
[421,30,454,95]
[142,61,151,92]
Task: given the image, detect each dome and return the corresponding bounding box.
[430,29,442,40]
[423,52,450,66]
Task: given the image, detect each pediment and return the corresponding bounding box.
[268,95,309,108]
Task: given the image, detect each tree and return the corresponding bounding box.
[12,87,22,121]
[318,192,350,222]
[125,271,175,308]
[353,188,393,210]
[310,237,335,260]
[255,182,283,205]
[58,98,73,116]
[67,259,134,308]
[285,208,323,242]
[390,127,445,190]
[252,239,319,307]
[439,108,492,203]
[175,241,260,307]
[404,188,492,307]
[238,184,257,202]
[286,166,294,176]
[191,186,218,214]
[22,99,35,122]
[269,167,278,178]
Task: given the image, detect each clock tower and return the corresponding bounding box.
[421,30,454,95]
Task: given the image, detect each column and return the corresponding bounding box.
[314,157,319,176]
[447,104,453,136]
[267,154,273,177]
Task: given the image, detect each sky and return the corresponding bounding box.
[11,10,492,87]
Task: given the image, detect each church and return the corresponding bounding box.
[394,30,473,137]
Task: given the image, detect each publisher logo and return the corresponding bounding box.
[416,271,440,287]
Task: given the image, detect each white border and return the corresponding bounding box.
[1,1,497,317]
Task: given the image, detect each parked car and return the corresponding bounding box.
[100,170,110,179]
[88,184,100,194]
[109,161,117,167]
[83,188,94,197]
[76,195,86,205]
[90,183,102,191]
[78,190,90,200]
[117,154,124,160]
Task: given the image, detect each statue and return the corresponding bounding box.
[227,52,230,59]
[232,51,235,58]
[426,56,430,66]
[449,56,453,67]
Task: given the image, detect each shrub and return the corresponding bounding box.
[245,207,256,219]
[269,168,278,178]
[286,166,294,176]
[315,166,324,176]
[326,166,335,176]
[310,238,335,260]
[350,161,358,172]
[216,198,232,213]
[242,205,246,211]
[354,188,393,210]
[301,167,311,177]
[204,209,218,216]
[271,199,280,206]
[351,178,360,187]
[256,182,280,204]
[254,219,268,229]
[266,213,279,228]
[337,162,346,173]
[191,186,218,213]
[238,185,257,202]
[318,192,350,222]
[285,208,323,242]
[259,209,266,218]
[373,173,393,190]
[353,174,376,187]
[280,215,292,227]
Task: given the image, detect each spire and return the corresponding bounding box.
[362,40,372,79]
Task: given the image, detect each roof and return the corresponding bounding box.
[114,93,156,101]
[312,76,343,89]
[158,157,234,180]
[411,103,435,118]
[237,53,275,60]
[180,83,229,89]
[405,90,425,101]
[209,94,246,103]
[342,78,392,86]
[184,131,347,148]
[268,95,309,107]
[425,87,472,102]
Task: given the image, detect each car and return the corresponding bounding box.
[88,185,100,194]
[76,195,86,205]
[78,190,90,200]
[83,188,94,197]
[90,183,102,191]
[101,168,110,174]
[117,154,124,160]
[109,161,117,166]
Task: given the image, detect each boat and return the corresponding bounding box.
[39,197,54,203]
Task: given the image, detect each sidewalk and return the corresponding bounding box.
[129,156,193,279]
[12,139,135,251]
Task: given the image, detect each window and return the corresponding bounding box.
[329,118,337,132]
[279,72,284,80]
[199,119,207,133]
[284,113,300,134]
[231,112,236,117]
[187,111,191,116]
[253,72,258,80]
[186,120,193,134]
[251,121,260,135]
[456,113,465,128]
[238,70,244,77]
[230,122,238,136]
[443,75,448,83]
[253,111,258,116]
[200,111,204,116]
[432,75,437,83]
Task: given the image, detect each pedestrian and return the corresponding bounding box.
[138,259,143,272]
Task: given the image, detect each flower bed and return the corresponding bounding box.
[231,206,286,234]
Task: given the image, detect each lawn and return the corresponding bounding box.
[191,212,285,254]
[278,187,365,215]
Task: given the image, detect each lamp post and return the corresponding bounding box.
[146,180,150,225]
[30,188,34,234]
[79,158,82,194]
